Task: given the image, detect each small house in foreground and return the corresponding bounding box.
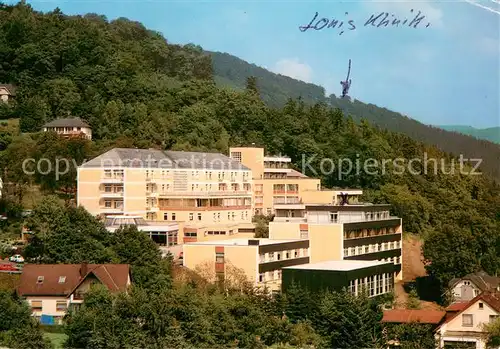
[17,263,131,324]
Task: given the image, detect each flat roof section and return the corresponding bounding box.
[185,238,303,246]
[283,260,391,271]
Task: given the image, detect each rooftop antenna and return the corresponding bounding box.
[340,59,352,99]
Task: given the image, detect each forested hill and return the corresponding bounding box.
[438,125,500,144]
[0,1,499,296]
[210,51,500,180]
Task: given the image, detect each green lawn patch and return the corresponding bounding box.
[43,332,67,349]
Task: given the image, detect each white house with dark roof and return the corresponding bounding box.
[449,271,500,302]
[42,117,92,140]
[0,84,16,103]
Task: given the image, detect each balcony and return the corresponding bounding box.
[264,156,292,163]
[100,191,124,198]
[264,168,292,173]
[101,176,123,183]
[273,216,306,223]
[100,207,124,214]
[159,205,252,211]
[159,190,252,197]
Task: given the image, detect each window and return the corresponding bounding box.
[490,315,499,323]
[163,213,168,220]
[268,252,275,262]
[479,302,484,309]
[259,273,264,282]
[462,314,473,327]
[216,252,224,263]
[197,213,202,221]
[276,253,281,261]
[37,276,44,284]
[172,213,176,221]
[104,200,111,208]
[58,276,66,284]
[344,248,348,256]
[294,250,299,258]
[31,300,42,311]
[364,246,369,253]
[56,301,67,312]
[348,280,356,295]
[329,213,338,222]
[189,213,194,221]
[259,254,265,263]
[267,271,274,281]
[300,230,308,239]
[368,276,375,296]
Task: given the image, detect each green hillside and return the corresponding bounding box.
[438,125,500,144]
[209,51,500,180]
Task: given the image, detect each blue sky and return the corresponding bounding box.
[12,0,500,128]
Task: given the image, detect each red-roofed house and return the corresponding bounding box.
[17,263,131,324]
[435,291,500,349]
[382,309,447,325]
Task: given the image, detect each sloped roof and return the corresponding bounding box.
[439,291,500,327]
[287,169,309,178]
[446,302,469,312]
[80,148,251,170]
[17,263,130,296]
[449,271,500,292]
[43,117,91,128]
[382,309,446,324]
[0,84,16,96]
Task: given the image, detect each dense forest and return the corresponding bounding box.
[0,1,499,296]
[210,52,500,180]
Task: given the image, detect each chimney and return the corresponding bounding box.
[80,262,88,278]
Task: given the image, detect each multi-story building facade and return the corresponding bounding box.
[77,148,253,226]
[182,238,310,292]
[282,260,396,298]
[269,201,403,282]
[228,147,362,215]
